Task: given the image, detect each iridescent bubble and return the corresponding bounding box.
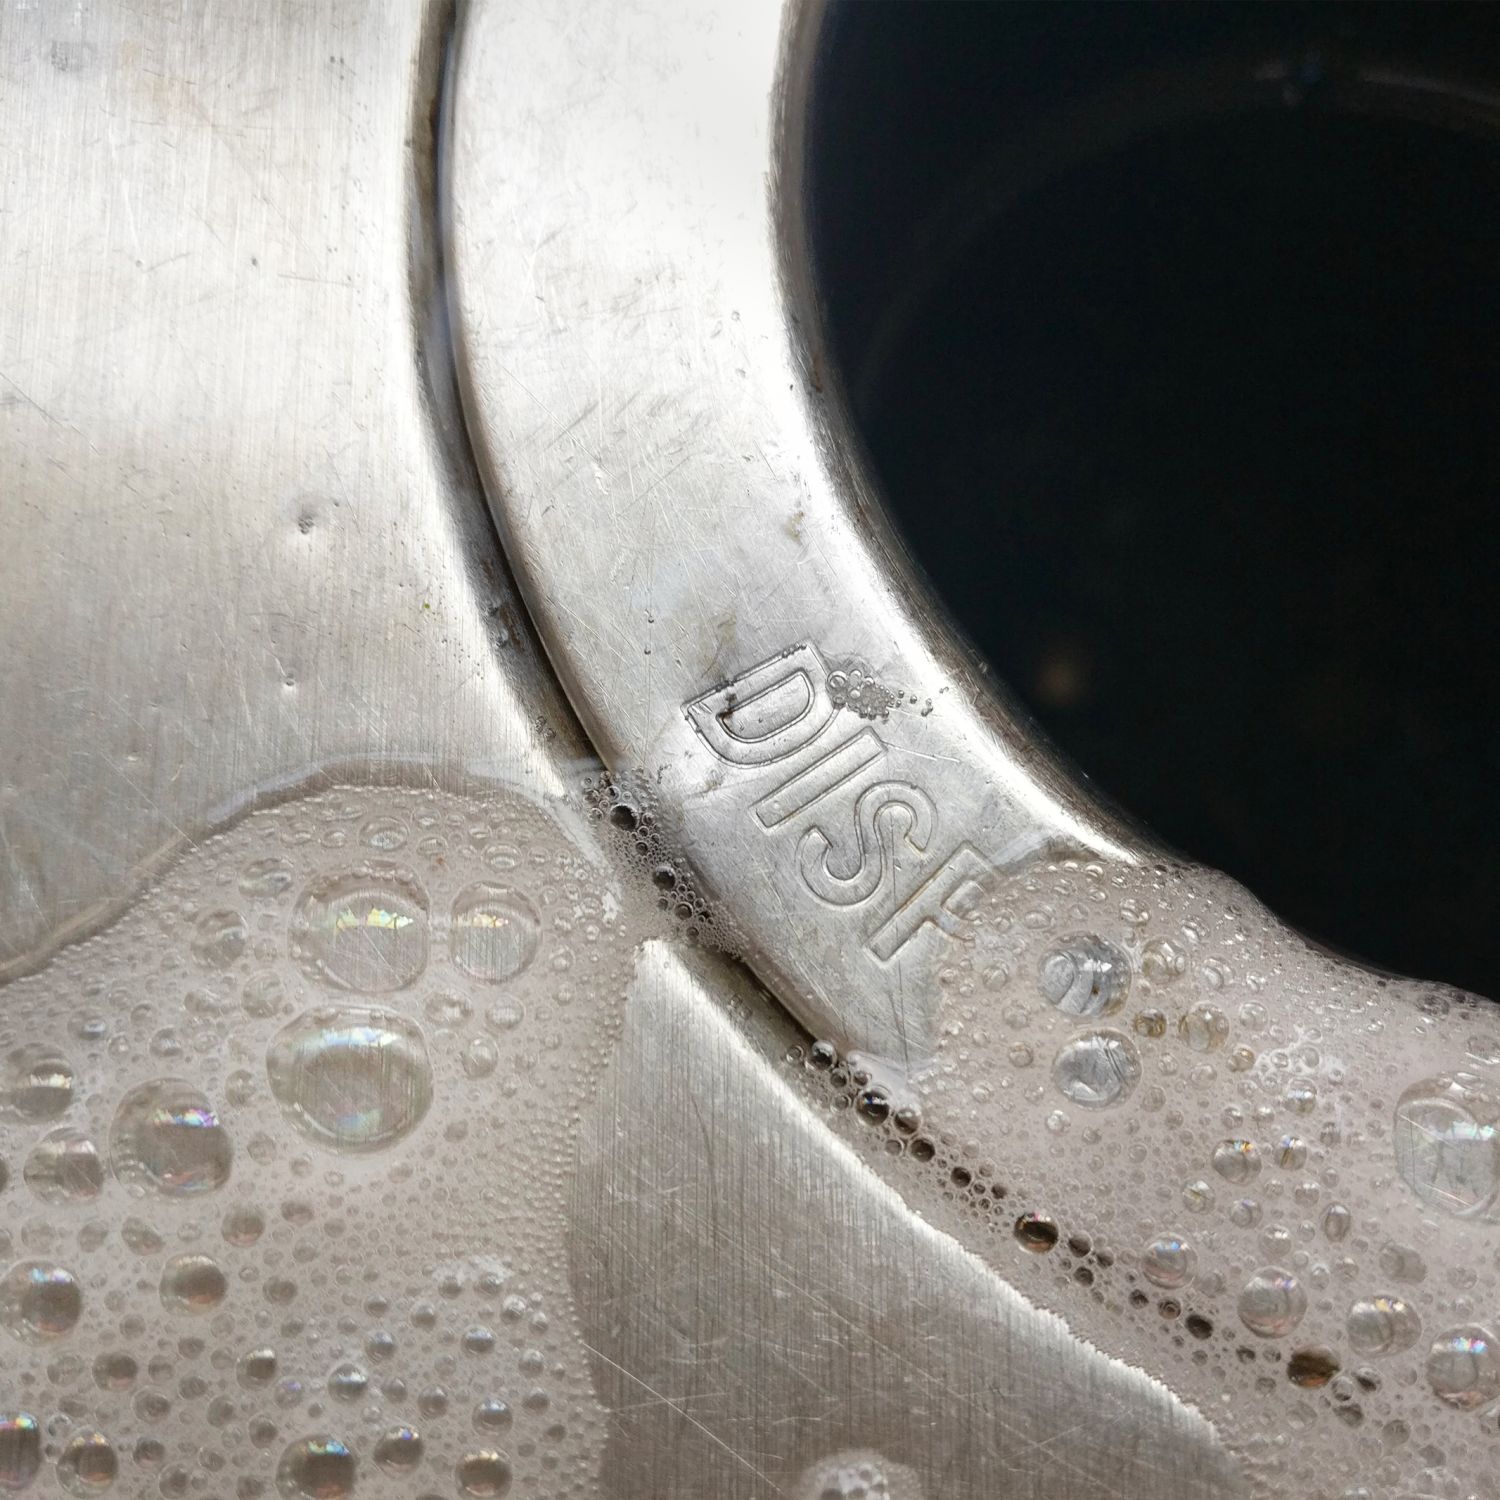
[23,1131,104,1204]
[1237,1267,1306,1338]
[449,885,541,984]
[191,908,248,969]
[56,1431,115,1495]
[0,1262,82,1342]
[1347,1296,1422,1358]
[372,1426,423,1475]
[1037,936,1130,1017]
[1140,1235,1196,1290]
[290,867,429,992]
[455,1450,512,1498]
[1210,1139,1260,1185]
[0,1413,40,1492]
[1051,1030,1140,1109]
[1426,1325,1500,1410]
[159,1254,227,1315]
[1393,1073,1500,1218]
[1,1046,73,1121]
[109,1080,232,1197]
[275,1436,355,1499]
[266,1007,432,1154]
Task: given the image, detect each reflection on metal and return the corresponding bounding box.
[0,0,1249,1495]
[447,0,1149,1071]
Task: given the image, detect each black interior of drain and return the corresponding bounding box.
[807,3,1500,995]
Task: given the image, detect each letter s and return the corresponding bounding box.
[797,780,937,908]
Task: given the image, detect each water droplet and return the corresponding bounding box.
[0,1414,40,1492]
[473,1400,511,1434]
[1051,1030,1140,1108]
[455,1450,512,1498]
[1237,1267,1306,1338]
[1393,1073,1500,1218]
[373,1426,423,1475]
[121,1218,164,1256]
[462,1037,500,1080]
[239,858,295,898]
[1284,1079,1317,1115]
[450,885,541,984]
[0,1262,82,1342]
[1181,1179,1215,1214]
[290,867,429,992]
[23,1131,104,1203]
[159,1254,227,1315]
[327,1364,367,1402]
[360,817,409,852]
[266,1007,432,1154]
[1209,1139,1259,1185]
[1179,1004,1230,1053]
[1131,1009,1166,1039]
[56,1431,115,1495]
[1376,1241,1426,1283]
[1286,1347,1339,1388]
[109,1080,232,1196]
[1321,1202,1352,1241]
[1140,936,1186,984]
[1013,1212,1058,1252]
[1037,935,1130,1017]
[275,1436,355,1499]
[191,908,248,968]
[91,1353,136,1391]
[222,1206,265,1246]
[243,972,287,1019]
[484,1000,525,1034]
[1,1046,73,1121]
[1347,1296,1422,1358]
[1274,1135,1306,1170]
[1426,1325,1500,1410]
[1140,1235,1196,1289]
[237,1349,277,1389]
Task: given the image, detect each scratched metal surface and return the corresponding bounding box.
[0,0,578,978]
[447,0,1153,1072]
[0,2,1241,1495]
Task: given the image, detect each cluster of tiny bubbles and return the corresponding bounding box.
[0,783,661,1496]
[581,771,745,957]
[782,854,1500,1498]
[794,1450,924,1500]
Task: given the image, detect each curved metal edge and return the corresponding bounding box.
[445,0,1154,1070]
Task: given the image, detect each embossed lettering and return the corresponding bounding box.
[685,644,836,765]
[798,780,937,908]
[867,843,997,962]
[755,727,885,828]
